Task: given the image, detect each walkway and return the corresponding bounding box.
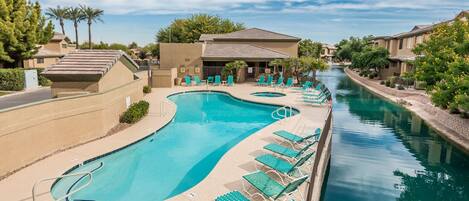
[0,88,51,110]
[345,68,469,153]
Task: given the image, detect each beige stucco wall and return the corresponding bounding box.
[159,43,203,79]
[0,76,146,178]
[52,82,99,97]
[98,59,135,92]
[152,67,178,88]
[23,57,59,69]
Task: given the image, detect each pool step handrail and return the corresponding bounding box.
[271,105,294,120]
[32,162,104,201]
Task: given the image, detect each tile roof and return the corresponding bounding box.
[199,28,301,42]
[51,32,66,41]
[33,48,64,58]
[202,43,290,60]
[42,50,139,81]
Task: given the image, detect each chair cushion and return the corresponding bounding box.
[264,143,300,158]
[255,154,293,174]
[273,130,304,143]
[215,191,250,201]
[243,171,284,198]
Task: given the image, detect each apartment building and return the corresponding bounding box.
[372,10,468,79]
[23,32,76,68]
[321,44,337,62]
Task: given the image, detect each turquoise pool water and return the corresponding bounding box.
[319,67,469,201]
[51,92,282,201]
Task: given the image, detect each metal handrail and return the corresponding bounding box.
[32,162,103,201]
[271,105,294,120]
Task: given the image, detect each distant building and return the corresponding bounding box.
[159,28,300,84]
[321,44,337,62]
[42,50,139,97]
[23,32,76,68]
[372,10,468,79]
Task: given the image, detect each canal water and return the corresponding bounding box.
[319,67,469,201]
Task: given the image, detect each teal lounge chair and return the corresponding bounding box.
[207,76,214,84]
[216,191,250,201]
[214,75,221,86]
[275,77,284,87]
[292,81,312,91]
[257,75,266,86]
[255,152,315,179]
[303,95,329,105]
[193,75,203,86]
[264,140,317,160]
[184,75,192,86]
[266,75,273,86]
[273,128,321,144]
[227,75,234,86]
[303,90,330,99]
[242,171,308,200]
[284,78,293,88]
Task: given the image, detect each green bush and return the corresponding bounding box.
[415,81,427,90]
[380,80,385,85]
[390,83,396,88]
[397,85,405,90]
[120,100,150,124]
[448,102,460,114]
[389,76,398,85]
[143,85,151,93]
[0,69,25,91]
[368,73,375,79]
[385,80,391,87]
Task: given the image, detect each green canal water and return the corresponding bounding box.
[319,67,469,201]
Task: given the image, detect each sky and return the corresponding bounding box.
[38,0,469,46]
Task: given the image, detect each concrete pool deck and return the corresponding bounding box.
[0,83,331,201]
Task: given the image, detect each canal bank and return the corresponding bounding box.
[344,68,469,153]
[318,67,469,201]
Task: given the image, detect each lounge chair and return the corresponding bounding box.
[303,90,330,99]
[302,95,329,105]
[266,75,273,86]
[242,171,309,201]
[207,76,214,84]
[214,75,221,86]
[273,128,321,145]
[274,77,284,87]
[264,140,317,160]
[257,75,266,86]
[184,75,192,86]
[255,152,315,180]
[284,77,293,88]
[216,191,250,201]
[227,75,234,86]
[193,75,203,86]
[292,81,312,91]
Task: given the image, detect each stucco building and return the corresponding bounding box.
[158,28,300,84]
[23,32,75,68]
[321,44,337,62]
[372,10,468,79]
[42,50,139,97]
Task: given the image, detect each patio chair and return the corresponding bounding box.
[302,95,330,105]
[266,75,273,86]
[264,140,317,160]
[216,191,250,201]
[274,77,284,87]
[303,90,330,99]
[214,75,222,86]
[242,171,309,201]
[273,128,321,145]
[193,75,203,86]
[254,152,315,180]
[257,75,266,86]
[207,76,214,84]
[227,75,234,86]
[284,77,294,88]
[184,75,192,86]
[291,81,312,91]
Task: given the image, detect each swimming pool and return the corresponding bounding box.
[51,91,284,201]
[251,92,286,97]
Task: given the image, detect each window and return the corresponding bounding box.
[37,58,44,64]
[399,39,403,49]
[61,44,67,48]
[407,37,413,49]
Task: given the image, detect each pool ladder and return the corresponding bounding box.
[32,162,104,201]
[271,105,294,120]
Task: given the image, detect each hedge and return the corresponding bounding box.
[120,100,150,124]
[143,85,151,94]
[0,69,25,91]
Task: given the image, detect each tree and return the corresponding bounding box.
[351,47,389,74]
[269,59,284,77]
[45,6,68,35]
[65,7,85,47]
[299,39,323,58]
[156,14,244,43]
[222,60,247,82]
[142,43,159,58]
[300,56,328,81]
[128,42,138,49]
[0,0,54,67]
[334,36,373,62]
[80,5,104,49]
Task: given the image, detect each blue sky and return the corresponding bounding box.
[38,0,468,46]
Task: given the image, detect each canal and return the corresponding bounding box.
[319,67,469,201]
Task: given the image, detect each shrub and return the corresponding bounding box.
[143,85,151,93]
[380,80,385,85]
[0,69,25,91]
[368,73,375,79]
[415,81,427,90]
[120,100,150,124]
[389,76,398,85]
[397,85,405,90]
[385,80,391,87]
[390,83,396,88]
[448,102,460,114]
[30,68,52,86]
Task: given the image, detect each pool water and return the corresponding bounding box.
[319,67,469,201]
[251,92,286,97]
[52,92,282,201]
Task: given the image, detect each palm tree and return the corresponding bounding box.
[65,7,85,49]
[269,59,284,77]
[80,5,104,49]
[45,6,68,35]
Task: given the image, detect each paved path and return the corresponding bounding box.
[0,88,51,110]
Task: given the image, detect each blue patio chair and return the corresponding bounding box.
[193,75,202,86]
[184,75,192,86]
[257,75,266,86]
[275,77,284,87]
[266,75,273,86]
[207,76,214,84]
[242,171,309,201]
[227,75,234,86]
[216,191,250,201]
[214,75,221,86]
[285,77,294,88]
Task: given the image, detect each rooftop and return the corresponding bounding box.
[42,50,139,82]
[199,28,301,42]
[202,43,290,60]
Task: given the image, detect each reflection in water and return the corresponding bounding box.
[320,67,469,201]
